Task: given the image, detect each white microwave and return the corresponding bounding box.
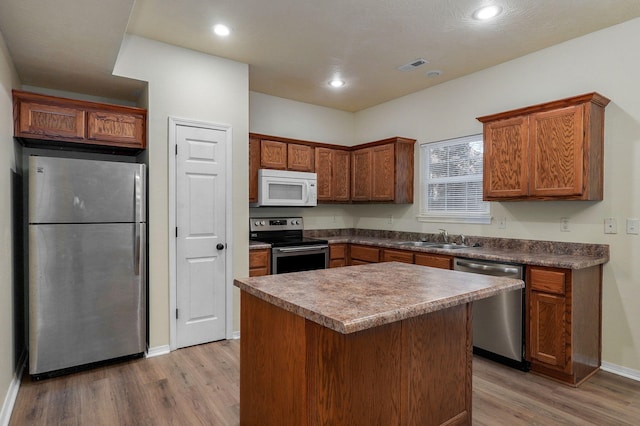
[251,169,318,207]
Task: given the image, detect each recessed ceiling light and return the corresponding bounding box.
[213,24,231,36]
[473,5,502,20]
[329,79,345,88]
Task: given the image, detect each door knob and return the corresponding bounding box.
[216,243,225,250]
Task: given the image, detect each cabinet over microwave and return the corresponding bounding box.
[251,169,318,207]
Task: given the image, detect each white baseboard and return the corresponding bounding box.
[231,331,240,340]
[0,351,27,426]
[601,361,640,382]
[146,345,171,358]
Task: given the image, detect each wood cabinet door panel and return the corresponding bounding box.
[19,102,85,139]
[260,140,287,169]
[315,147,333,200]
[87,111,145,147]
[333,150,351,201]
[249,138,260,203]
[351,148,372,201]
[288,143,314,172]
[371,144,395,201]
[483,116,529,199]
[530,105,584,197]
[530,291,566,368]
[414,253,452,270]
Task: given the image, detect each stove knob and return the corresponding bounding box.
[260,220,266,226]
[296,220,301,225]
[254,221,260,226]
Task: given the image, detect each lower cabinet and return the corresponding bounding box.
[329,244,347,268]
[526,265,602,386]
[249,249,270,277]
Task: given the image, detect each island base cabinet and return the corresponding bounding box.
[240,291,472,425]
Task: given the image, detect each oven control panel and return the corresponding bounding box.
[250,217,303,232]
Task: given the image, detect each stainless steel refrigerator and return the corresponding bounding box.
[28,156,146,376]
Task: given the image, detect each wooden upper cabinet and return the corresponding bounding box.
[351,148,372,201]
[18,101,85,140]
[248,133,414,204]
[316,147,350,202]
[483,116,529,198]
[260,140,287,169]
[478,92,609,201]
[249,138,261,203]
[333,150,350,201]
[529,106,584,197]
[351,137,415,203]
[13,90,146,150]
[87,111,145,148]
[287,143,314,172]
[371,144,395,201]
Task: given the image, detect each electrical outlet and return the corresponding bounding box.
[388,215,393,225]
[627,218,639,235]
[604,217,617,234]
[560,217,570,232]
[497,217,506,229]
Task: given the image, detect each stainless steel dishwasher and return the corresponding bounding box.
[454,257,528,370]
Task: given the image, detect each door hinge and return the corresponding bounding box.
[176,309,179,319]
[175,227,178,238]
[175,145,178,155]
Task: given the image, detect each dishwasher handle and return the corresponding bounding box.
[455,259,522,277]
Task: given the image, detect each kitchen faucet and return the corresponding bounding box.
[439,228,448,243]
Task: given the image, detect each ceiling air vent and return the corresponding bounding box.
[397,58,429,72]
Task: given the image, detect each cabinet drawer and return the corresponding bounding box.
[350,245,380,263]
[414,254,452,270]
[382,249,413,264]
[529,267,567,295]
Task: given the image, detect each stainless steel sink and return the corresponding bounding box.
[395,241,468,249]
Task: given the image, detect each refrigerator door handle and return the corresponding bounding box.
[134,170,141,275]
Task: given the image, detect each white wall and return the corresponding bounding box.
[249,91,357,228]
[114,35,249,348]
[249,18,640,373]
[352,18,640,372]
[0,29,21,424]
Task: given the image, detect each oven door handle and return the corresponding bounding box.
[275,245,329,253]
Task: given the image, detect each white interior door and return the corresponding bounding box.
[175,124,227,348]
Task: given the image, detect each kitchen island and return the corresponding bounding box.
[234,262,524,425]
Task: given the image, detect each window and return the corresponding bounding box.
[419,134,490,224]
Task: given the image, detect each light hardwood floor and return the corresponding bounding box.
[10,340,640,425]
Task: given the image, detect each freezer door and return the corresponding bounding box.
[29,156,146,224]
[29,223,146,375]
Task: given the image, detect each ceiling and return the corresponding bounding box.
[1,1,640,112]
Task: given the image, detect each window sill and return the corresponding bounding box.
[417,214,491,225]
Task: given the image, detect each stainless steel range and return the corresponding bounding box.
[250,217,329,274]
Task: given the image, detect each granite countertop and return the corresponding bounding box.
[325,236,608,269]
[249,229,609,269]
[234,262,524,334]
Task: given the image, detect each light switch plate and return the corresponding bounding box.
[604,217,617,234]
[627,218,639,235]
